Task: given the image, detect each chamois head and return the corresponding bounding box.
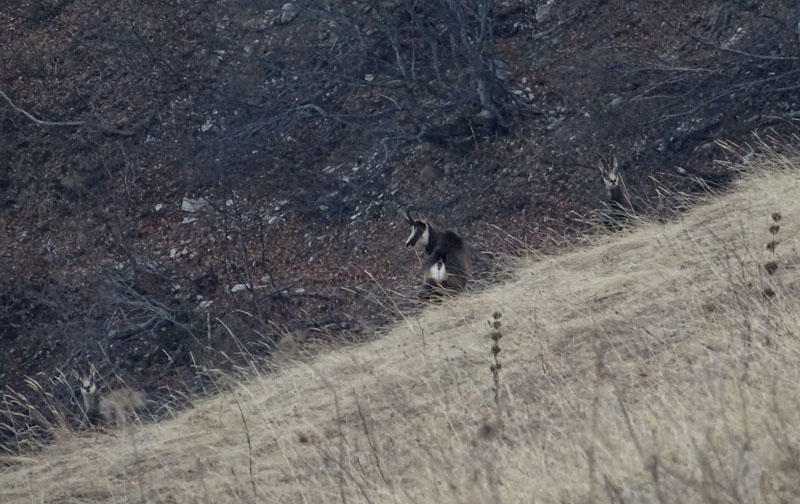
[598,156,620,192]
[404,209,430,249]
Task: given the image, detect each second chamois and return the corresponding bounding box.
[404,209,472,298]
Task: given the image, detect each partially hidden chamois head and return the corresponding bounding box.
[404,209,430,249]
[598,156,632,211]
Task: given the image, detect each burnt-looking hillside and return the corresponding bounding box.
[1,0,799,453]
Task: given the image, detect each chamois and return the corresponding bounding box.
[404,209,472,298]
[598,156,634,221]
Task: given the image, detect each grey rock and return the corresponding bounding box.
[493,58,512,80]
[546,117,564,130]
[181,197,210,212]
[279,3,299,24]
[536,1,553,23]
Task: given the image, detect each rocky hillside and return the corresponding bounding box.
[3,148,800,503]
[1,0,799,452]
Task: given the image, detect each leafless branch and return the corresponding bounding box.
[0,88,152,136]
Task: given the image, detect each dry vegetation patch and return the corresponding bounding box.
[3,148,800,502]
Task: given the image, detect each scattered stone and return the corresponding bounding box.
[182,197,210,212]
[608,96,623,108]
[294,288,306,295]
[261,274,271,283]
[536,1,554,23]
[198,300,213,310]
[279,3,299,24]
[155,203,164,212]
[364,73,375,82]
[493,58,512,80]
[225,199,234,207]
[170,248,189,259]
[474,108,496,123]
[231,284,251,293]
[267,215,279,225]
[182,217,198,224]
[200,119,213,132]
[676,166,687,175]
[546,117,564,130]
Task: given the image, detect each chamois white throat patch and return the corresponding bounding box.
[418,226,430,248]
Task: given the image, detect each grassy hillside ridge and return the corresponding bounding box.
[3,145,800,502]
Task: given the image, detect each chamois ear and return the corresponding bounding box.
[598,155,613,176]
[405,208,416,224]
[611,156,619,172]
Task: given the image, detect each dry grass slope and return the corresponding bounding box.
[3,147,800,503]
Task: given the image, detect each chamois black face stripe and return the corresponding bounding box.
[405,222,427,248]
[405,225,420,247]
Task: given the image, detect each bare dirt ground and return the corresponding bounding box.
[1,0,799,452]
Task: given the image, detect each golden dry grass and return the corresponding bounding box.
[3,147,800,503]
